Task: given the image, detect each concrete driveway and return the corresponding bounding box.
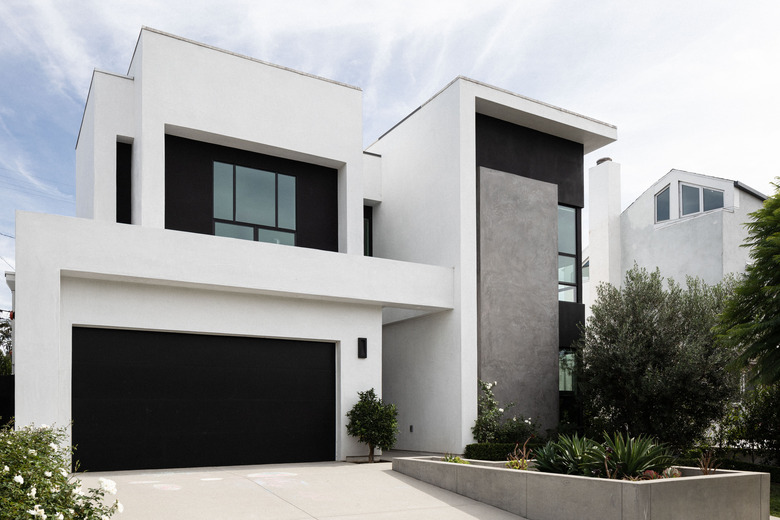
[77,461,527,519]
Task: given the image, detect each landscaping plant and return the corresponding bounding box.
[533,432,676,480]
[471,380,539,444]
[505,437,533,470]
[0,422,122,519]
[533,434,602,476]
[717,178,780,386]
[599,431,675,479]
[346,388,398,463]
[576,266,739,452]
[442,454,470,464]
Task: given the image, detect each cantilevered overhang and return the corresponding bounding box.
[467,78,616,154]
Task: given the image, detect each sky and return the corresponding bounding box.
[0,0,779,312]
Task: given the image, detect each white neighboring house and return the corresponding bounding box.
[7,28,616,471]
[584,159,767,312]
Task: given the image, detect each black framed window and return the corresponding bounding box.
[213,161,296,245]
[558,205,578,302]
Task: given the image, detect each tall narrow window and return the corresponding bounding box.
[655,186,670,222]
[558,205,578,302]
[363,206,373,256]
[116,142,132,224]
[213,161,296,245]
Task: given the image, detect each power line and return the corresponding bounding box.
[0,256,13,270]
[0,231,14,239]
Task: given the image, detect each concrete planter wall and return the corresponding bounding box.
[393,456,771,520]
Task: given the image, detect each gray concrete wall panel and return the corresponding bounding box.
[478,168,559,429]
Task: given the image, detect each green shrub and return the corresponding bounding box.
[0,422,121,519]
[346,388,398,463]
[720,384,780,465]
[464,443,518,461]
[494,415,539,444]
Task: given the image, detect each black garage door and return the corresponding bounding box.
[72,327,335,471]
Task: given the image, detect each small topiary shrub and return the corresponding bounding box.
[346,388,398,463]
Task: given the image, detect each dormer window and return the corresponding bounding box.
[680,183,724,216]
[655,185,670,222]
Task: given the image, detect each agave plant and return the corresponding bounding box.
[601,431,675,479]
[534,434,602,476]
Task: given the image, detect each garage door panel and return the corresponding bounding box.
[72,328,335,471]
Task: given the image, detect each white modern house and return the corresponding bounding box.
[8,28,616,471]
[584,160,766,311]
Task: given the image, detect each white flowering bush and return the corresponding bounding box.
[472,380,512,443]
[0,422,121,519]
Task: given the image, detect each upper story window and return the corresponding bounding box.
[680,183,724,216]
[655,186,670,222]
[213,161,296,245]
[558,205,578,302]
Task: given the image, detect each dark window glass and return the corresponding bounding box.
[703,188,724,211]
[215,222,253,241]
[363,206,373,257]
[277,174,296,230]
[681,184,700,215]
[235,166,275,226]
[256,228,295,245]
[559,350,574,392]
[655,186,670,222]
[213,162,234,221]
[214,162,296,245]
[558,205,578,302]
[116,142,132,224]
[558,206,576,255]
[558,256,576,284]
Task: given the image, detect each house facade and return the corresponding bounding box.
[584,160,766,311]
[10,28,616,471]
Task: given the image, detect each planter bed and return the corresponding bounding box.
[393,456,771,520]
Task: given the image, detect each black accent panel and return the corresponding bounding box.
[0,375,13,427]
[72,327,335,472]
[165,135,338,252]
[475,114,584,207]
[559,301,585,348]
[116,142,132,224]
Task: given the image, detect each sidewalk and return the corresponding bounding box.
[77,461,525,519]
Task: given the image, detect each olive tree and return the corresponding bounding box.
[346,388,398,462]
[575,266,739,451]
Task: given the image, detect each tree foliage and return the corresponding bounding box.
[0,318,11,376]
[345,388,398,462]
[717,179,780,385]
[575,266,739,452]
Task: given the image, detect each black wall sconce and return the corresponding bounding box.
[358,337,367,358]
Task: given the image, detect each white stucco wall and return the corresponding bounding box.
[76,71,135,221]
[587,160,622,297]
[80,28,364,254]
[368,80,472,453]
[13,212,453,459]
[586,169,766,306]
